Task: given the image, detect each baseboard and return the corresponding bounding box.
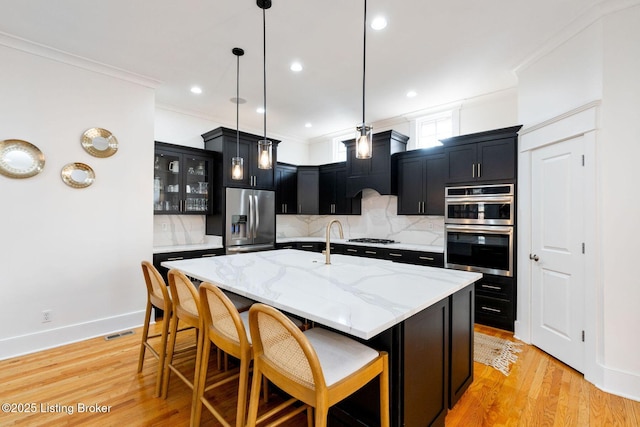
[0,310,146,361]
[595,365,640,402]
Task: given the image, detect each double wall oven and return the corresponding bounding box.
[444,184,514,277]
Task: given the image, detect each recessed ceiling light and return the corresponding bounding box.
[290,62,303,72]
[305,122,312,128]
[190,86,202,94]
[256,107,265,114]
[371,16,387,30]
[407,90,417,98]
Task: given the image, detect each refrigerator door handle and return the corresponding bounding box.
[248,194,254,239]
[253,196,260,238]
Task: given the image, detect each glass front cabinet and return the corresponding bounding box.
[154,141,216,215]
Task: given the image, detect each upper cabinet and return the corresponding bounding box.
[296,166,319,214]
[396,147,447,215]
[319,162,362,215]
[154,142,219,215]
[202,127,279,190]
[275,163,297,214]
[343,130,408,198]
[441,125,522,184]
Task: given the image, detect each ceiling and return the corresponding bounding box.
[0,0,601,142]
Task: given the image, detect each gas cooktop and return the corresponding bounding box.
[347,238,396,244]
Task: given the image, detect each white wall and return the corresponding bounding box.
[599,4,640,386]
[516,4,640,400]
[0,39,155,359]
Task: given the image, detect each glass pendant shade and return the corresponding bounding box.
[355,125,373,159]
[231,156,244,180]
[257,139,272,169]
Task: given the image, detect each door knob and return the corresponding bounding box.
[529,254,539,262]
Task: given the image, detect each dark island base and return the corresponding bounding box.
[327,283,475,427]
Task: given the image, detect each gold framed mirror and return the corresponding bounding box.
[61,162,95,188]
[81,128,118,158]
[0,139,46,179]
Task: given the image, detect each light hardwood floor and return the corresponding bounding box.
[0,322,638,426]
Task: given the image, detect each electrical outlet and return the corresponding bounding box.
[42,310,52,323]
[162,223,168,231]
[428,222,434,231]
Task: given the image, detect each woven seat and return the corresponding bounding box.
[247,303,390,427]
[161,269,203,399]
[192,282,305,427]
[138,261,180,397]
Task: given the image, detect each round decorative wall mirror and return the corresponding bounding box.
[0,139,46,179]
[81,128,118,158]
[61,162,95,188]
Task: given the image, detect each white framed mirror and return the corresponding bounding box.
[0,139,46,179]
[61,162,95,188]
[81,128,118,158]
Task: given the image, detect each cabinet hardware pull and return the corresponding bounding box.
[389,253,402,257]
[481,306,501,313]
[301,245,313,248]
[418,256,434,261]
[472,163,475,178]
[201,254,217,257]
[477,162,481,178]
[418,202,421,212]
[365,250,376,255]
[347,249,358,252]
[481,284,501,290]
[167,257,184,261]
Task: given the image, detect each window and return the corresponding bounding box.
[332,132,351,162]
[415,110,456,149]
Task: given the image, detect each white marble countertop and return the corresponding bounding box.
[153,243,224,254]
[161,249,480,340]
[277,236,444,253]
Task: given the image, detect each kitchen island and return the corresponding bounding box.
[162,249,481,427]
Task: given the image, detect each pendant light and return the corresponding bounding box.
[257,0,273,169]
[356,0,373,159]
[231,47,245,180]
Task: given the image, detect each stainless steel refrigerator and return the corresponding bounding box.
[225,187,275,253]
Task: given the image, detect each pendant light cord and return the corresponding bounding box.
[236,53,240,158]
[362,0,367,126]
[262,6,267,141]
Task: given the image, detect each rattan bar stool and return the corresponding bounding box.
[192,282,305,427]
[161,269,203,399]
[247,303,390,427]
[138,261,181,397]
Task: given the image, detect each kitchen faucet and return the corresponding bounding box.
[325,219,344,265]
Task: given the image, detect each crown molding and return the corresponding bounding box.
[0,31,161,89]
[514,0,640,74]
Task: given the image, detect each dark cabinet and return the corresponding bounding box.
[343,245,388,260]
[474,274,515,331]
[275,163,297,214]
[386,249,444,267]
[343,130,408,198]
[441,125,521,184]
[202,127,279,190]
[319,162,362,215]
[396,147,447,215]
[296,166,319,214]
[154,142,217,215]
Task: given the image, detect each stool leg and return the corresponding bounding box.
[155,314,170,397]
[161,310,180,398]
[246,364,263,427]
[235,355,250,427]
[380,353,390,427]
[137,299,152,373]
[191,335,211,427]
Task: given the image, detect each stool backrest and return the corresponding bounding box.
[141,261,170,309]
[167,269,200,323]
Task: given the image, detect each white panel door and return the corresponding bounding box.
[530,136,585,372]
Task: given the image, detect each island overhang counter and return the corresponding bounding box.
[162,249,482,427]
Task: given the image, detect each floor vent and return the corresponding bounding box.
[104,330,134,341]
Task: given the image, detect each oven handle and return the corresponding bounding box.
[445,196,513,204]
[445,224,513,234]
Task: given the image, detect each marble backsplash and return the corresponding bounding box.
[154,189,444,249]
[153,215,222,247]
[276,189,445,247]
